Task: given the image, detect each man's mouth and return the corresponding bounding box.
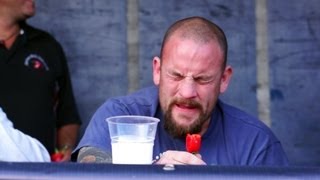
[176,103,197,109]
[174,103,201,115]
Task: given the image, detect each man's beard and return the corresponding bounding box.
[163,98,211,139]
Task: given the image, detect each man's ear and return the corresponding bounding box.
[220,65,233,93]
[153,56,161,86]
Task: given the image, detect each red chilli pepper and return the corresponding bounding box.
[186,133,201,154]
[50,148,64,162]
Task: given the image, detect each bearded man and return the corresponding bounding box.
[73,16,288,166]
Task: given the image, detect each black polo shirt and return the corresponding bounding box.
[0,23,81,154]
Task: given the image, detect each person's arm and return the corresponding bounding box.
[57,123,80,162]
[0,108,50,162]
[77,147,112,163]
[54,40,82,162]
[252,142,289,166]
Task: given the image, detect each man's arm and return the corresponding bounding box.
[57,124,80,162]
[77,147,112,163]
[0,108,50,162]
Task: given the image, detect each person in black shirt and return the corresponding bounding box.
[0,0,81,162]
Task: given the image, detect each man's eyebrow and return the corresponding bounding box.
[166,69,182,76]
[193,74,215,82]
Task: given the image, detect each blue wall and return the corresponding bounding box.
[268,0,320,166]
[29,0,320,166]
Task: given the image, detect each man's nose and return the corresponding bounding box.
[178,77,197,99]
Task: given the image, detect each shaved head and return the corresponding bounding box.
[160,16,228,67]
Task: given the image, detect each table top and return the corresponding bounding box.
[0,162,319,180]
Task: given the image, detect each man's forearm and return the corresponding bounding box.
[77,146,112,163]
[57,124,80,150]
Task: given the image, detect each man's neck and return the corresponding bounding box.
[0,20,21,49]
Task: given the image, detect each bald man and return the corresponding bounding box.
[73,16,288,166]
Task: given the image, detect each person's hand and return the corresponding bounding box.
[154,150,206,165]
[59,148,72,162]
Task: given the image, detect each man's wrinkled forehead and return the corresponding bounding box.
[162,33,222,57]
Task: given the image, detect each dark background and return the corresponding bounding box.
[28,0,320,166]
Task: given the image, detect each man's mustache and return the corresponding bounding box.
[171,98,202,109]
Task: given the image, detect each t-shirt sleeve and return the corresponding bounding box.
[253,141,289,166]
[71,98,129,160]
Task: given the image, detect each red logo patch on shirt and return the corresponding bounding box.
[24,54,49,71]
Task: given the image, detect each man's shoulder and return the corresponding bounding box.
[218,100,276,138]
[215,101,288,166]
[23,23,61,47]
[219,101,258,122]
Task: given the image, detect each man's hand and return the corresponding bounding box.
[154,150,206,165]
[57,124,80,162]
[60,147,72,162]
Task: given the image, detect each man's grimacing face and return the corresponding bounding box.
[153,36,232,138]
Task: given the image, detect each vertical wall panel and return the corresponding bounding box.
[269,0,320,166]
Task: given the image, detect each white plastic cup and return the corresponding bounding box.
[106,115,160,164]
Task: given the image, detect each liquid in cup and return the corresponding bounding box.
[106,116,160,164]
[111,136,154,164]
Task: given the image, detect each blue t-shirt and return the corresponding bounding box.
[74,86,288,166]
